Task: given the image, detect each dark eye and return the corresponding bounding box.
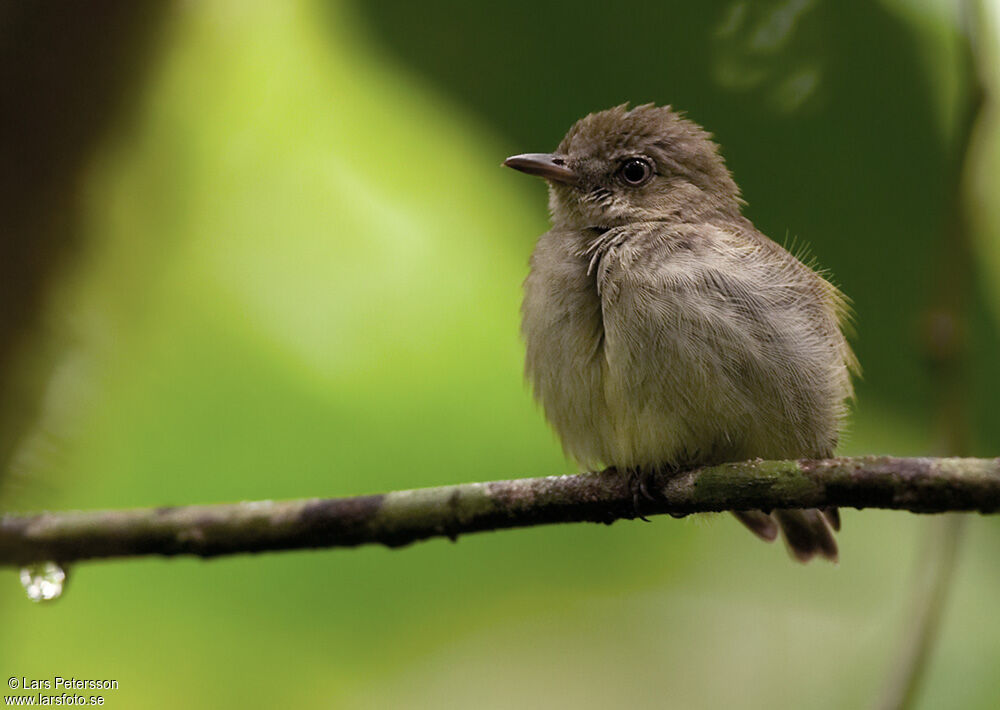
[619,157,653,186]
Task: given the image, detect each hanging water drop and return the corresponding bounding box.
[19,561,67,602]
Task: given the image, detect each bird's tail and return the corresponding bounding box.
[732,508,839,563]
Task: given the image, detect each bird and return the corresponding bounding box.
[505,104,857,562]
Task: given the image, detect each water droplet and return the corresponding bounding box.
[19,562,67,602]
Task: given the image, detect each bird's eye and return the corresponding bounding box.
[618,157,654,186]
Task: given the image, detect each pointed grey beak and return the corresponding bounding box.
[503,153,578,186]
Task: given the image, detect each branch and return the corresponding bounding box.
[1,456,999,567]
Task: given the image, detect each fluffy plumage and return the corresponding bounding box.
[510,104,857,562]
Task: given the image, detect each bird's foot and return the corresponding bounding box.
[625,468,657,522]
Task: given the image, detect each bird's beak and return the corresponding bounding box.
[503,153,578,186]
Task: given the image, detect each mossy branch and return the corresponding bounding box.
[1,456,999,567]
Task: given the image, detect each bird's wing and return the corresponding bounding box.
[589,221,850,562]
[586,220,852,464]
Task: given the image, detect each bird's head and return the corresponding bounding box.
[505,104,743,230]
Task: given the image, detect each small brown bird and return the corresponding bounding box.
[506,104,857,562]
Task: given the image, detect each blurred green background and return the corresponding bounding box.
[1,0,999,707]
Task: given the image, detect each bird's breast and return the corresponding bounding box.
[522,229,615,467]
